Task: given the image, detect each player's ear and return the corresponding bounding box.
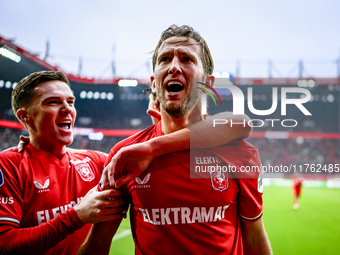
[206,75,215,88]
[16,109,30,124]
[150,75,157,93]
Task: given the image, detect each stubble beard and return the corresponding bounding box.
[156,85,202,119]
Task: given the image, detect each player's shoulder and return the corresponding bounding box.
[0,147,23,163]
[227,139,258,158]
[68,149,107,164]
[111,123,159,153]
[211,139,259,165]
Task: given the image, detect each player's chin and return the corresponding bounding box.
[58,136,74,146]
[165,101,183,111]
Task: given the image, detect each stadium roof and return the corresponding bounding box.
[1,34,339,86]
[0,34,150,85]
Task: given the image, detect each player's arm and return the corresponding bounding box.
[240,217,272,255]
[0,207,84,254]
[0,186,125,254]
[191,111,251,148]
[77,220,122,255]
[103,111,251,188]
[147,109,251,149]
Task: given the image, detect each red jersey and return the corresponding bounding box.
[0,143,106,255]
[107,122,263,255]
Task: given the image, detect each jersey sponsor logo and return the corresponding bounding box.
[139,205,230,225]
[34,179,50,193]
[195,156,223,164]
[210,170,229,192]
[36,196,83,225]
[134,173,151,189]
[135,173,151,184]
[0,169,3,187]
[75,163,95,182]
[0,197,14,205]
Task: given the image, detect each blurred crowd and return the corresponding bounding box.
[248,138,340,177]
[2,127,339,176]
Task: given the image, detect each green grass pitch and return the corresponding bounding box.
[109,186,340,255]
[109,214,134,255]
[263,186,340,255]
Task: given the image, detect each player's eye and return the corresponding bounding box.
[68,100,75,106]
[160,56,171,63]
[47,100,58,105]
[183,56,193,62]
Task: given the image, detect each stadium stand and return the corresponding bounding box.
[0,34,339,176]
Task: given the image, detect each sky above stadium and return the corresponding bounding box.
[1,0,340,80]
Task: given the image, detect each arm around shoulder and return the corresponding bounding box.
[189,111,252,148]
[147,111,252,155]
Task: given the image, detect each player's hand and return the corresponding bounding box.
[103,142,155,189]
[147,109,161,122]
[18,135,30,152]
[74,186,126,224]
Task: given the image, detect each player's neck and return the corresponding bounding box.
[160,105,202,135]
[30,138,67,159]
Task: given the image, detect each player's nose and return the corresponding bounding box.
[168,57,182,75]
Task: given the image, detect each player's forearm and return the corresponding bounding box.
[77,220,122,255]
[149,130,190,158]
[149,112,251,158]
[241,218,272,255]
[191,112,251,148]
[243,237,272,255]
[0,207,84,254]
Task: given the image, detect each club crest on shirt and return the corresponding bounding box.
[210,170,229,192]
[0,169,4,187]
[75,163,95,182]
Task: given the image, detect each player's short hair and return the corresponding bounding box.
[12,70,70,115]
[152,24,214,76]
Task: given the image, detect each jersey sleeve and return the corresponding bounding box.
[0,151,86,254]
[208,141,264,222]
[237,150,263,221]
[0,207,84,254]
[0,151,87,254]
[0,152,24,227]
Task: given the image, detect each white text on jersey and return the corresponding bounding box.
[36,196,83,225]
[139,205,230,225]
[195,157,222,164]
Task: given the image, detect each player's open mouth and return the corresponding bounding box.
[57,121,71,130]
[166,81,184,94]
